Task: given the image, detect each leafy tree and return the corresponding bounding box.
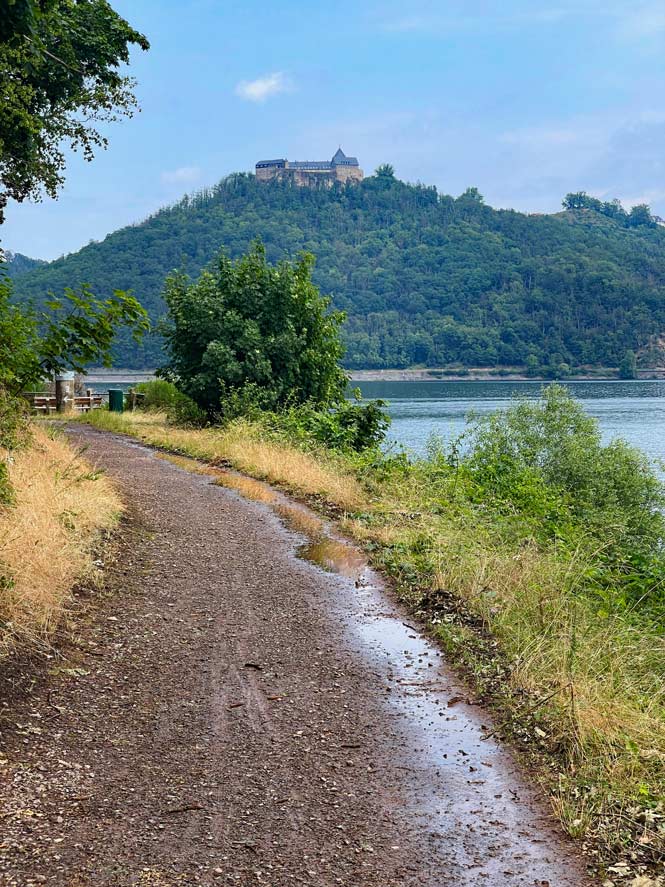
[0,0,48,42]
[619,349,637,380]
[562,191,602,212]
[0,0,149,223]
[627,204,657,229]
[458,186,485,204]
[563,192,658,230]
[525,354,540,377]
[601,198,627,222]
[0,271,149,393]
[375,163,395,178]
[160,241,348,418]
[0,265,148,504]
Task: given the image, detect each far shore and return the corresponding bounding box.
[85,367,665,384]
[350,367,665,382]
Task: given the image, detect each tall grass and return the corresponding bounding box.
[0,426,122,656]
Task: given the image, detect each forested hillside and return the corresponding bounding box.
[10,169,665,370]
[4,251,46,278]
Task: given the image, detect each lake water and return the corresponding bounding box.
[91,377,665,468]
[355,380,665,466]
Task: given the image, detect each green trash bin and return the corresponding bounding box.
[108,389,124,413]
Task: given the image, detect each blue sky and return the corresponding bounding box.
[3,0,665,259]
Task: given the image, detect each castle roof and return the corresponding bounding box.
[332,147,359,165]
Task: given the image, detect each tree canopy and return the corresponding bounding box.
[160,241,348,418]
[10,173,665,372]
[0,0,149,223]
[561,192,660,228]
[0,271,148,393]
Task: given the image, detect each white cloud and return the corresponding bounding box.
[160,166,202,186]
[234,72,292,103]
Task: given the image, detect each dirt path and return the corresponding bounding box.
[0,426,592,886]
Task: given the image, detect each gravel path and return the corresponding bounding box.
[0,426,592,886]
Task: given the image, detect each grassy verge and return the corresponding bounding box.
[79,406,665,878]
[79,409,365,510]
[0,425,122,658]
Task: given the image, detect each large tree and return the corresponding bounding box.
[0,0,149,223]
[161,241,348,418]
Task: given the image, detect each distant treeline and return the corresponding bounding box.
[8,169,665,372]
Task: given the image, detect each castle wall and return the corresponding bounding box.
[255,166,276,182]
[290,169,335,187]
[334,166,364,183]
[255,165,364,187]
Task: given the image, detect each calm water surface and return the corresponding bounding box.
[355,380,665,466]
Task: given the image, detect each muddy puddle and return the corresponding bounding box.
[154,446,587,885]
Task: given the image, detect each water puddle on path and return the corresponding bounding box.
[297,537,367,579]
[154,446,586,885]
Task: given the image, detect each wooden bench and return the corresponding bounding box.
[24,391,104,414]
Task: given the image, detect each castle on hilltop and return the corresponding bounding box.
[255,148,363,186]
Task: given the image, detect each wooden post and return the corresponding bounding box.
[55,372,75,413]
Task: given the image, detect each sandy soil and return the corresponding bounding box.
[0,426,593,886]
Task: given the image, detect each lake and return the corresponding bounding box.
[354,380,665,466]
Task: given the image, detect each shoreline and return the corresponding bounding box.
[349,367,665,382]
[85,367,665,384]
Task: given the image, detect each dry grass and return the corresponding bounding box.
[434,539,665,752]
[0,426,122,657]
[84,411,365,511]
[344,476,665,850]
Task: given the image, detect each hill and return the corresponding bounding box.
[4,250,46,278]
[9,170,665,371]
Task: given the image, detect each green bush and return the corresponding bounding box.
[134,379,180,410]
[160,241,347,418]
[131,379,206,426]
[460,385,665,607]
[166,391,208,427]
[0,387,30,507]
[260,395,390,453]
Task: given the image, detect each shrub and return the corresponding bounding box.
[166,391,208,427]
[0,387,30,507]
[260,395,390,453]
[135,379,180,410]
[461,385,665,607]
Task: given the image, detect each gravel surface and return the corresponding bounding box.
[0,425,592,886]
